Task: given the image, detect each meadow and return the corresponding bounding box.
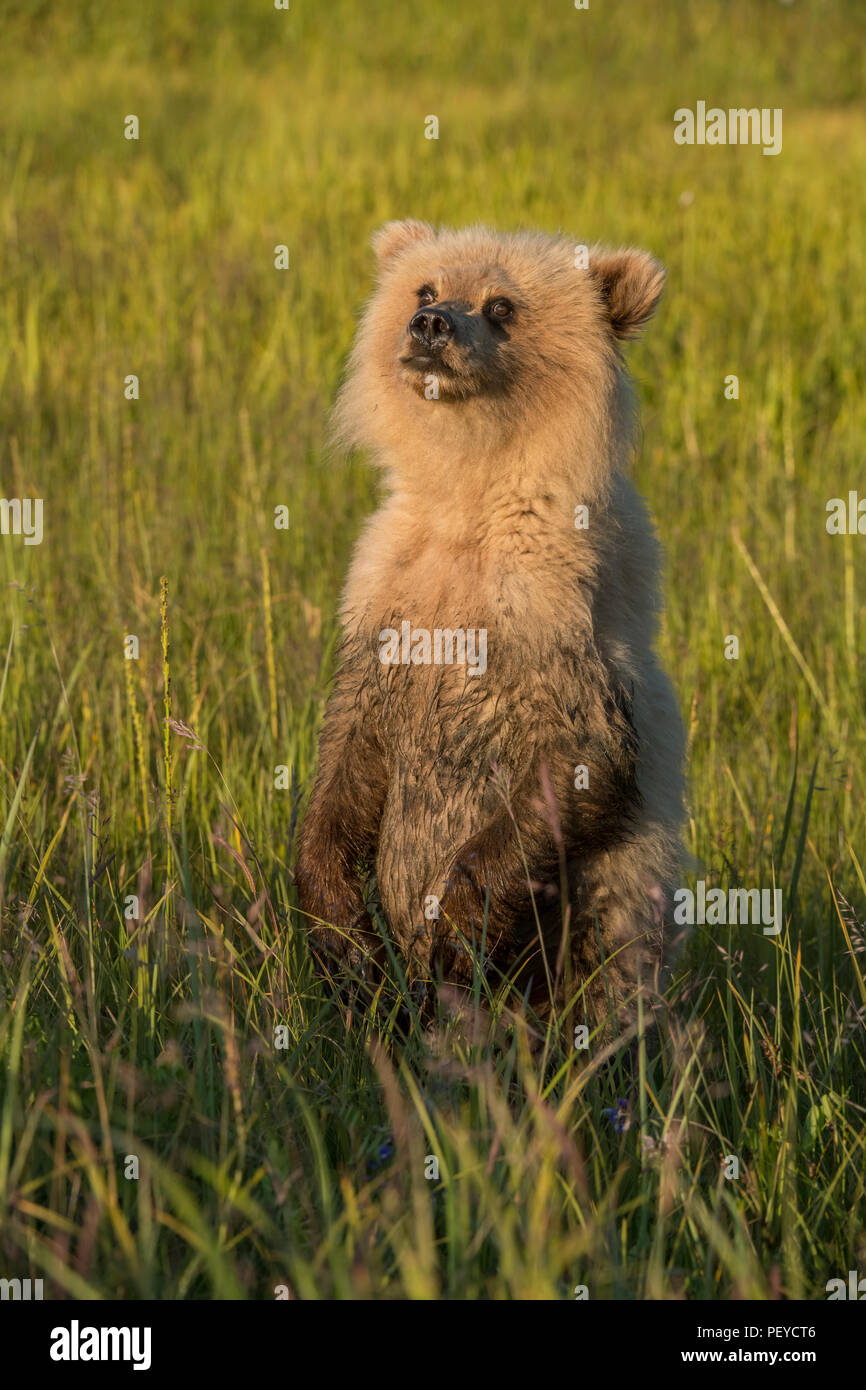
[0,0,864,1299]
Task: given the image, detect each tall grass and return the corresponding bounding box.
[0,0,864,1298]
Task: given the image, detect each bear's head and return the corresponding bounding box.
[332,221,665,492]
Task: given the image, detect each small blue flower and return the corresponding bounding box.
[602,1098,630,1134]
[366,1138,396,1172]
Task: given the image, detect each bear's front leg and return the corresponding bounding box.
[295,671,387,970]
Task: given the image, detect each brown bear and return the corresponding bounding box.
[295,220,686,1030]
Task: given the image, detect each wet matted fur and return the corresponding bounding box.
[295,220,687,1029]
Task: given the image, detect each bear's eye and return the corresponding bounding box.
[416,285,437,306]
[485,298,514,321]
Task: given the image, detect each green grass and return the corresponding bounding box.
[0,0,864,1299]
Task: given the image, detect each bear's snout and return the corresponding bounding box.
[408,306,455,351]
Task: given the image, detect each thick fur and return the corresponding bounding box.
[295,220,687,1029]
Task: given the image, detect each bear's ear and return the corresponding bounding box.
[590,247,666,339]
[371,219,436,266]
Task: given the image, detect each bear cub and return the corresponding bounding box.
[295,219,686,1029]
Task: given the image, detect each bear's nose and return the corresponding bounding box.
[408,308,455,348]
